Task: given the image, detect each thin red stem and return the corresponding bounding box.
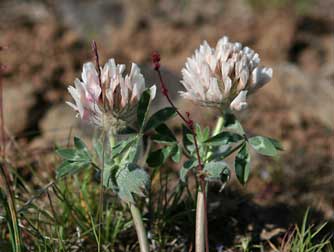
[92,41,104,106]
[152,52,209,252]
[155,70,189,123]
[91,40,104,252]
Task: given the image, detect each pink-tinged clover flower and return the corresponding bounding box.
[180,36,272,111]
[67,59,156,129]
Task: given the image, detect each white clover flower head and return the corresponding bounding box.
[180,36,273,111]
[67,59,156,129]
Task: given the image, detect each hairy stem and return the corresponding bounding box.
[196,116,225,252]
[125,131,149,251]
[130,203,150,252]
[192,131,209,252]
[152,52,209,252]
[195,191,205,252]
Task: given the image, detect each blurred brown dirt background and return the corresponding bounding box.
[0,0,333,247]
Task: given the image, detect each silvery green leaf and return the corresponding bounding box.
[111,136,137,159]
[118,188,134,203]
[56,148,88,162]
[267,137,284,151]
[117,126,137,135]
[206,145,231,162]
[152,124,177,144]
[182,124,193,153]
[203,161,229,182]
[74,137,87,151]
[186,133,194,144]
[248,136,278,156]
[93,135,105,161]
[179,159,198,182]
[115,163,149,203]
[137,89,152,130]
[126,138,142,163]
[204,131,243,146]
[195,124,209,142]
[144,107,176,132]
[151,134,176,145]
[102,164,116,188]
[202,127,210,142]
[156,124,176,140]
[147,145,174,167]
[171,145,182,163]
[234,143,251,185]
[56,161,90,179]
[63,137,90,159]
[223,112,245,134]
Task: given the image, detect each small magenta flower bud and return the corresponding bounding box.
[152,51,161,70]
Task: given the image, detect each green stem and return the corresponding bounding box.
[213,116,224,136]
[195,116,224,252]
[97,132,105,252]
[98,131,115,252]
[206,116,224,161]
[130,203,150,252]
[124,135,149,252]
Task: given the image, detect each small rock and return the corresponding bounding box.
[3,83,36,134]
[31,103,89,148]
[269,63,334,129]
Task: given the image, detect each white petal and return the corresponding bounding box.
[250,67,273,91]
[101,61,111,84]
[233,42,242,51]
[181,69,194,90]
[81,62,95,83]
[217,36,229,47]
[221,44,233,62]
[118,64,126,75]
[68,85,80,101]
[66,101,78,111]
[108,60,121,94]
[238,66,249,90]
[221,61,232,78]
[81,62,101,101]
[105,58,117,78]
[130,63,140,77]
[131,79,143,102]
[130,63,145,100]
[249,53,260,69]
[230,91,248,111]
[120,78,128,108]
[223,76,232,96]
[179,91,198,101]
[67,86,85,118]
[206,78,222,102]
[149,85,157,100]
